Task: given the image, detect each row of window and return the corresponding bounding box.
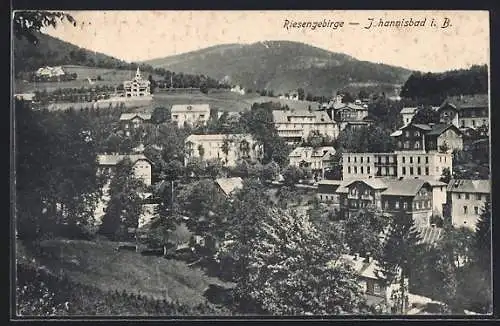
[454,193,485,200]
[460,119,488,127]
[401,166,431,176]
[346,166,371,174]
[462,205,480,215]
[404,130,422,137]
[347,199,431,210]
[172,114,206,119]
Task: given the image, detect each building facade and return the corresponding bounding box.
[184,134,263,167]
[119,113,152,136]
[123,68,151,98]
[444,179,490,230]
[272,110,339,144]
[171,104,211,128]
[400,107,419,126]
[97,154,153,186]
[336,178,434,227]
[438,94,489,131]
[391,123,463,153]
[288,146,336,179]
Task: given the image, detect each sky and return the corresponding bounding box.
[42,10,490,72]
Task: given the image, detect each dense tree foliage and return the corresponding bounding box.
[334,125,396,153]
[400,65,488,104]
[344,209,389,258]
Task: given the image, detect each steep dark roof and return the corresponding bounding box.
[441,94,488,110]
[426,123,461,136]
[381,179,430,197]
[447,179,490,193]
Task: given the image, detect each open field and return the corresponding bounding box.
[29,238,234,307]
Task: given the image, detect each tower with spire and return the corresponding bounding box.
[123,66,151,98]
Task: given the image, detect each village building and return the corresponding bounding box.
[230,85,245,95]
[438,94,489,132]
[342,152,452,182]
[97,154,153,186]
[119,113,152,136]
[272,109,339,144]
[123,68,151,98]
[35,66,66,78]
[329,101,370,130]
[328,254,408,311]
[171,104,211,128]
[400,107,419,126]
[288,146,336,180]
[335,178,435,227]
[443,179,490,230]
[390,122,463,153]
[184,133,263,167]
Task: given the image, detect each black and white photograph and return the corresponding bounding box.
[11,10,492,317]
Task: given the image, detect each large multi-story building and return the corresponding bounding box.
[342,152,452,182]
[438,94,489,131]
[123,68,151,98]
[390,122,463,153]
[184,133,263,167]
[171,104,211,128]
[444,179,490,230]
[288,146,336,179]
[272,109,339,144]
[336,178,435,227]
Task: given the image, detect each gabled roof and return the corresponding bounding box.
[97,154,151,166]
[416,226,443,245]
[215,177,244,196]
[317,179,342,186]
[401,107,419,114]
[441,94,488,110]
[426,123,461,136]
[171,104,210,113]
[272,110,333,123]
[447,179,490,193]
[332,102,367,111]
[119,113,152,121]
[185,133,254,143]
[289,146,336,158]
[381,179,431,197]
[328,254,385,280]
[344,179,388,190]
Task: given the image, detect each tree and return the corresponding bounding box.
[99,158,145,240]
[439,167,452,184]
[151,107,169,124]
[297,88,305,101]
[378,213,421,313]
[282,165,304,187]
[474,200,491,272]
[411,106,440,125]
[243,209,366,314]
[344,209,389,258]
[262,161,279,181]
[13,11,77,44]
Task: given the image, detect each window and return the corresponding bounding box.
[403,202,408,210]
[354,157,357,163]
[398,141,402,148]
[404,141,410,149]
[425,166,429,175]
[416,202,420,209]
[410,167,414,175]
[402,156,406,163]
[348,156,351,163]
[476,194,482,200]
[417,157,421,164]
[395,201,400,209]
[361,157,364,163]
[361,166,364,174]
[415,131,420,137]
[439,157,442,163]
[464,206,468,214]
[348,167,351,174]
[384,201,389,209]
[405,131,410,137]
[474,206,479,215]
[402,167,406,175]
[385,167,389,175]
[410,157,413,164]
[414,142,420,149]
[465,193,470,200]
[367,166,371,174]
[354,166,358,174]
[425,156,429,164]
[417,167,421,175]
[472,120,476,127]
[444,156,447,163]
[367,157,370,163]
[457,193,461,199]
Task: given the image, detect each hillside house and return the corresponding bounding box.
[184,134,263,167]
[97,154,153,186]
[272,110,339,144]
[288,146,336,180]
[400,107,419,126]
[35,66,66,78]
[119,113,152,136]
[390,122,463,153]
[171,104,211,128]
[438,94,488,132]
[336,178,434,227]
[444,179,490,230]
[123,68,151,97]
[328,254,408,311]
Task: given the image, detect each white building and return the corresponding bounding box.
[400,107,419,126]
[35,66,66,78]
[288,146,336,179]
[123,68,151,98]
[230,85,245,95]
[272,109,339,144]
[444,179,490,230]
[97,154,153,186]
[119,113,152,136]
[171,104,211,128]
[438,94,489,132]
[184,133,263,167]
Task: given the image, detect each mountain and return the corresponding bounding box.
[144,41,413,96]
[13,32,135,75]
